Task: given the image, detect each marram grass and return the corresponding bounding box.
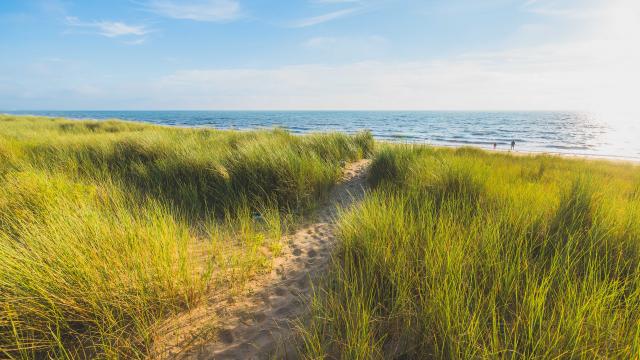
[0,115,373,358]
[302,145,640,359]
[5,115,639,359]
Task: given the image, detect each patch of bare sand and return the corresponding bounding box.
[150,160,370,360]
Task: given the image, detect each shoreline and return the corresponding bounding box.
[439,143,640,164]
[377,139,640,164]
[3,113,639,164]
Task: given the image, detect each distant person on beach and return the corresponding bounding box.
[511,140,516,150]
[493,143,497,150]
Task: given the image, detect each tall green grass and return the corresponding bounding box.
[0,115,373,358]
[302,145,640,359]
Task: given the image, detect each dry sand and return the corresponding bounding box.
[151,160,370,360]
[442,143,640,164]
[381,139,640,164]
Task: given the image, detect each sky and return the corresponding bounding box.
[0,0,639,111]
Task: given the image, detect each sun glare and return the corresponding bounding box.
[588,0,640,122]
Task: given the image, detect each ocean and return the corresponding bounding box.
[4,111,639,160]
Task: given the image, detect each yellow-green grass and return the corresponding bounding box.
[302,145,640,359]
[0,115,373,358]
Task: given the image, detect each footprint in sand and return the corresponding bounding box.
[274,286,288,296]
[275,306,293,317]
[252,312,267,323]
[295,274,310,290]
[218,329,234,344]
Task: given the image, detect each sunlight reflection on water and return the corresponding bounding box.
[5,110,640,160]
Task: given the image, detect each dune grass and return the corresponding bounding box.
[6,114,638,359]
[302,145,640,359]
[0,115,373,358]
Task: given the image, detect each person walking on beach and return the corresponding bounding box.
[510,140,516,151]
[493,143,497,150]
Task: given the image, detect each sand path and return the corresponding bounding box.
[153,160,370,359]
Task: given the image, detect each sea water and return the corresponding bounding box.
[5,111,639,160]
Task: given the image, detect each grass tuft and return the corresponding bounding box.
[302,145,640,359]
[0,115,372,358]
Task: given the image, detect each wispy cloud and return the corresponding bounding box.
[144,37,636,112]
[6,34,638,111]
[144,0,242,22]
[66,16,150,38]
[289,8,358,28]
[522,0,601,18]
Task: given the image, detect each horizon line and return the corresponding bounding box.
[2,109,585,113]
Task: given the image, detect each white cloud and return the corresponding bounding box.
[5,0,638,114]
[66,16,150,38]
[523,0,601,18]
[144,0,241,22]
[6,33,638,112]
[289,8,358,27]
[97,22,148,37]
[9,47,637,111]
[141,38,634,111]
[141,0,640,114]
[142,2,639,113]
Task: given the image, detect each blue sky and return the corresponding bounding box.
[0,0,638,111]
